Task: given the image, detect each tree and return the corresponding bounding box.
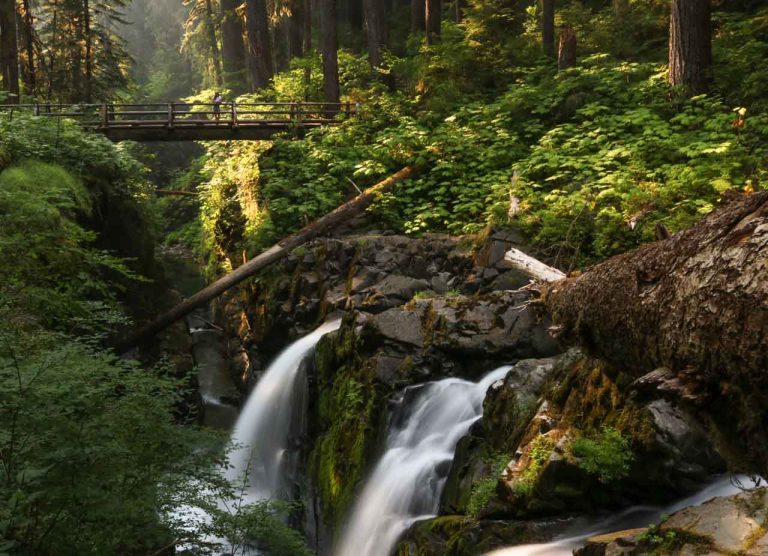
[286,0,305,59]
[318,0,340,103]
[184,0,223,88]
[364,0,388,70]
[0,0,20,103]
[542,0,555,57]
[425,0,441,44]
[411,0,426,33]
[221,0,248,93]
[558,25,576,69]
[668,0,712,95]
[19,0,36,97]
[505,191,768,475]
[245,0,273,89]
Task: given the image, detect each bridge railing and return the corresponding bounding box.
[0,102,359,131]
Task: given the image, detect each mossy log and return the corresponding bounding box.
[115,166,416,353]
[506,191,768,470]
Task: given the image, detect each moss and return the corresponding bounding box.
[638,526,716,554]
[395,516,535,556]
[308,319,393,532]
[553,357,655,449]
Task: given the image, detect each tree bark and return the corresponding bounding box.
[425,0,441,44]
[114,166,416,353]
[411,0,425,33]
[245,0,274,89]
[319,0,340,103]
[286,0,305,59]
[541,0,555,58]
[205,0,224,87]
[0,0,20,103]
[668,0,711,95]
[506,192,768,472]
[20,0,34,97]
[364,0,387,69]
[557,26,576,70]
[221,0,248,94]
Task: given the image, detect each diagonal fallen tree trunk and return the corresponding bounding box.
[115,166,416,353]
[505,191,768,472]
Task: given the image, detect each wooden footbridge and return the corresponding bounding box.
[0,101,358,141]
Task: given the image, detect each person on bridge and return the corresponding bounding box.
[213,92,223,121]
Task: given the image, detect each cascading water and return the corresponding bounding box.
[226,319,341,502]
[171,319,341,556]
[484,474,762,556]
[336,365,513,556]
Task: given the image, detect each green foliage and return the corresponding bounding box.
[0,327,209,555]
[570,427,634,483]
[0,161,142,328]
[466,452,511,516]
[510,435,555,499]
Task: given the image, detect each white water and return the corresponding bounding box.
[171,320,341,555]
[336,365,513,556]
[226,319,341,502]
[485,474,763,556]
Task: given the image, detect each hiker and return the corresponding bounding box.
[213,92,223,121]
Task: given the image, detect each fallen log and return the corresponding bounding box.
[505,191,768,471]
[115,166,416,353]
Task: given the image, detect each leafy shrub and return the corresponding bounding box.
[570,427,634,483]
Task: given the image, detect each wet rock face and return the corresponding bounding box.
[217,232,538,388]
[489,356,727,519]
[394,515,558,556]
[360,291,560,383]
[440,356,563,515]
[576,488,768,556]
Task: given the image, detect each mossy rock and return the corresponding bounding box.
[307,315,395,532]
[394,516,550,556]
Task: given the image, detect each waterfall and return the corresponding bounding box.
[336,365,512,556]
[484,474,762,556]
[226,319,341,502]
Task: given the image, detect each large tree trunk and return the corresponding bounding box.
[0,0,20,103]
[286,0,305,59]
[245,0,274,89]
[20,0,34,97]
[425,0,441,44]
[506,192,768,472]
[411,0,425,33]
[319,0,340,103]
[114,167,416,353]
[668,0,711,95]
[205,0,224,87]
[221,0,248,94]
[364,0,387,69]
[541,0,555,58]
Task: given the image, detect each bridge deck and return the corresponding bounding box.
[0,101,358,141]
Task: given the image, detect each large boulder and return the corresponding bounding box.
[576,487,768,555]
